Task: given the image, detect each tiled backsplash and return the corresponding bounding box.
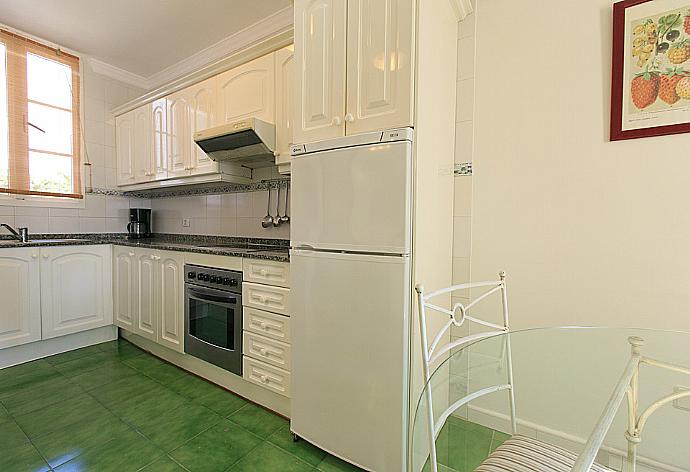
[150,190,290,239]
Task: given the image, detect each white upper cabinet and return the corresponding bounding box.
[275,46,295,172]
[115,112,135,186]
[0,248,41,350]
[167,91,191,178]
[294,0,347,144]
[40,246,113,340]
[345,0,414,134]
[151,98,168,180]
[216,53,275,124]
[133,105,153,183]
[188,78,219,175]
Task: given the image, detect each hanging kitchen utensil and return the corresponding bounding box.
[261,188,273,228]
[279,185,290,225]
[274,186,283,227]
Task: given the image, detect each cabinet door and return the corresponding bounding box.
[151,99,168,180]
[40,246,113,339]
[135,251,158,341]
[158,251,184,353]
[188,78,219,175]
[113,247,136,332]
[293,0,347,144]
[216,53,275,124]
[0,248,41,349]
[115,111,135,186]
[133,105,153,183]
[275,46,294,172]
[167,92,191,178]
[345,0,415,134]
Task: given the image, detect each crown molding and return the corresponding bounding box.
[146,5,293,89]
[88,58,149,89]
[449,0,474,21]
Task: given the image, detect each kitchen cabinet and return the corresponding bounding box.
[132,105,152,182]
[0,248,41,349]
[275,46,295,174]
[157,252,184,352]
[40,245,113,340]
[293,0,347,144]
[345,0,415,134]
[151,98,168,180]
[167,90,192,178]
[113,247,136,331]
[216,53,275,125]
[128,248,184,352]
[293,0,414,143]
[134,250,157,342]
[188,77,219,175]
[115,112,135,185]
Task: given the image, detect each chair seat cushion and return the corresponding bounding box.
[474,435,612,472]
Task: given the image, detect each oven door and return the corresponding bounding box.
[184,283,243,375]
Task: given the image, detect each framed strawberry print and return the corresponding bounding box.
[611,0,690,140]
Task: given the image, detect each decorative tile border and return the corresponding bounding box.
[121,179,290,199]
[454,162,473,176]
[87,188,126,196]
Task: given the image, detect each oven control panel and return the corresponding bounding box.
[185,264,242,293]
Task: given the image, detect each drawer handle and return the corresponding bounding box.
[259,348,268,356]
[259,269,268,276]
[260,375,269,383]
[259,322,267,329]
[128,252,135,257]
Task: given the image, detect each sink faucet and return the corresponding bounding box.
[1,224,29,243]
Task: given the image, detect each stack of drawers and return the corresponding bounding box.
[241,258,291,397]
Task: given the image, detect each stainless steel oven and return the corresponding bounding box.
[184,264,243,375]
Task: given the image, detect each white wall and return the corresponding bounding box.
[0,60,150,234]
[471,0,690,332]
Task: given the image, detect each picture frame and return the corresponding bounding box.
[611,0,690,140]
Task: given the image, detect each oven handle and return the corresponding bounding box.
[186,286,239,305]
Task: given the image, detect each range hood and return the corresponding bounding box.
[194,118,276,169]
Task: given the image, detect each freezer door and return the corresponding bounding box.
[291,141,412,254]
[290,249,410,472]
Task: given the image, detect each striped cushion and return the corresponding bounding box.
[474,435,612,472]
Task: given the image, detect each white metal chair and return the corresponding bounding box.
[415,273,614,472]
[415,272,517,472]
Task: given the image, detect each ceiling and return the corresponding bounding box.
[0,0,292,77]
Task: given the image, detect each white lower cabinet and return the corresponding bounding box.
[0,248,41,349]
[242,260,291,397]
[40,245,113,340]
[118,248,185,353]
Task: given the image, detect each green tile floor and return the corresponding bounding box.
[0,338,504,472]
[0,339,364,471]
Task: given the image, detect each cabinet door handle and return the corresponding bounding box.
[31,253,38,259]
[259,348,268,356]
[333,116,342,126]
[344,113,354,123]
[259,269,268,276]
[42,253,49,259]
[128,252,135,257]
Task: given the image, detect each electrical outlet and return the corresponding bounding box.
[673,386,690,412]
[182,218,191,228]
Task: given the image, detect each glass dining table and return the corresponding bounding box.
[410,327,690,472]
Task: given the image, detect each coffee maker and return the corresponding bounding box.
[127,208,152,239]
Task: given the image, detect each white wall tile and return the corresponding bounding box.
[236,193,252,217]
[454,177,472,217]
[453,216,472,258]
[457,37,475,80]
[106,217,128,233]
[456,78,475,123]
[15,206,49,217]
[455,121,474,164]
[79,194,106,218]
[105,196,130,219]
[49,207,79,217]
[220,194,237,217]
[452,257,471,284]
[206,195,222,219]
[0,215,15,228]
[79,217,106,233]
[16,215,50,233]
[0,206,15,216]
[49,216,80,233]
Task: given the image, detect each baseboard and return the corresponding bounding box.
[121,330,290,417]
[0,326,117,369]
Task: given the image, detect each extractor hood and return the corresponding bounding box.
[194,118,276,169]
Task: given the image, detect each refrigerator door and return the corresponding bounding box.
[290,249,410,472]
[291,140,412,254]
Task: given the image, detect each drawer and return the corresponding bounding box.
[243,356,290,397]
[243,331,291,370]
[243,258,290,288]
[242,282,290,315]
[243,307,291,343]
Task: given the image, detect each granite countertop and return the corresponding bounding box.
[0,234,291,262]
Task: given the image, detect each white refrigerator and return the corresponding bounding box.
[290,128,413,472]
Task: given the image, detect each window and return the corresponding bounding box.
[0,29,81,199]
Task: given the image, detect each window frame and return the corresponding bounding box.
[0,28,85,208]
